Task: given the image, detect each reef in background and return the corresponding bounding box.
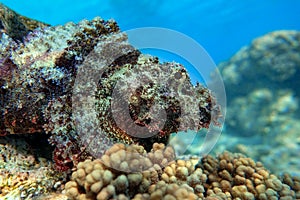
[216,30,300,177]
[167,30,300,177]
[180,30,300,176]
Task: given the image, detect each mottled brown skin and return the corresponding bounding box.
[0,4,221,172]
[95,51,220,152]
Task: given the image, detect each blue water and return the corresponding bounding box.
[1,0,300,64]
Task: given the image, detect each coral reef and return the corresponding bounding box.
[0,136,66,199]
[32,193,68,200]
[219,30,300,94]
[218,30,300,136]
[200,30,300,176]
[198,151,300,199]
[65,143,176,199]
[64,143,300,200]
[1,4,299,200]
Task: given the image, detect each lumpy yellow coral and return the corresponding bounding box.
[64,143,300,200]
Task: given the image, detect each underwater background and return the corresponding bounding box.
[1,1,300,199]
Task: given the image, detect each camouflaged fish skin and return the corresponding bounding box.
[0,12,220,171]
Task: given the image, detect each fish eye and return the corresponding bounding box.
[174,71,182,79]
